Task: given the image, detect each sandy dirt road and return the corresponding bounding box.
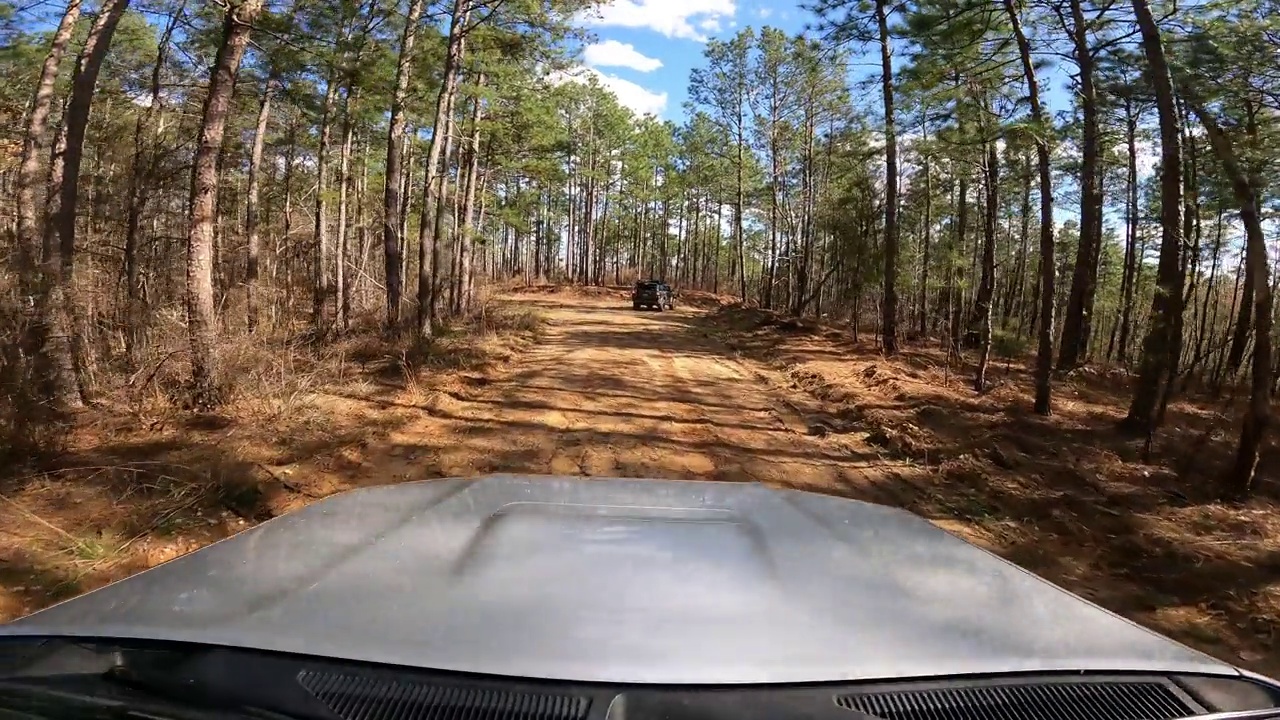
[0,291,903,622]
[362,293,899,496]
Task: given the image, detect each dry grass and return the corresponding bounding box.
[0,293,543,622]
[705,303,1280,676]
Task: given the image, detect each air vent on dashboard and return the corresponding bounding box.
[837,681,1195,720]
[298,670,592,720]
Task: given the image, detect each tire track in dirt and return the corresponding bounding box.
[368,293,909,500]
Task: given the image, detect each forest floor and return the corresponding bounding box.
[1,286,1277,678]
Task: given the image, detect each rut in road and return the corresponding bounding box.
[372,294,905,497]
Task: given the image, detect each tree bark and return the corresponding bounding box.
[919,153,932,338]
[1184,201,1223,385]
[123,2,180,359]
[245,73,276,334]
[277,119,299,326]
[186,0,265,408]
[1122,0,1184,433]
[427,73,462,327]
[336,85,357,331]
[1225,247,1255,378]
[354,134,373,310]
[313,70,340,335]
[950,175,967,353]
[400,131,414,299]
[974,141,999,392]
[15,0,82,294]
[1012,154,1031,335]
[735,115,748,300]
[1115,100,1139,366]
[417,0,468,339]
[876,0,899,353]
[1184,98,1272,499]
[1003,0,1056,414]
[1057,0,1103,370]
[43,0,131,409]
[456,73,486,315]
[382,0,425,332]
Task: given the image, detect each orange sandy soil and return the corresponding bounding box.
[1,287,1276,679]
[709,304,1280,677]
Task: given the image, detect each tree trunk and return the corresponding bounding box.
[1058,0,1103,370]
[456,73,486,315]
[15,0,83,293]
[1184,98,1273,498]
[875,0,899,352]
[400,131,414,300]
[417,0,467,339]
[124,2,180,358]
[355,134,373,311]
[1012,154,1031,334]
[1184,201,1223,385]
[764,64,781,310]
[383,0,424,331]
[276,120,298,327]
[1003,0,1056,414]
[1122,0,1184,434]
[1171,117,1197,385]
[245,74,275,334]
[950,175,967,352]
[186,0,264,407]
[1115,102,1139,366]
[974,141,999,392]
[918,153,932,338]
[735,125,747,300]
[427,78,462,326]
[336,86,356,331]
[1226,249,1255,378]
[313,70,339,335]
[43,0,131,409]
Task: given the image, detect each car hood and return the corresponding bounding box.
[0,475,1233,684]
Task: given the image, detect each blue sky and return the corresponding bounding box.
[571,0,1088,137]
[568,0,1167,230]
[572,0,812,120]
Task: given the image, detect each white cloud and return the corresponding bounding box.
[756,6,772,17]
[548,67,669,116]
[697,16,722,33]
[583,39,664,72]
[582,0,736,41]
[588,69,669,115]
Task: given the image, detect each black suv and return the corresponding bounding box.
[632,280,674,311]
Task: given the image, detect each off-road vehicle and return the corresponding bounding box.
[632,280,674,311]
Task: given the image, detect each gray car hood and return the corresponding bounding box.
[0,475,1232,684]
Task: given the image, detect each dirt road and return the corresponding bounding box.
[364,292,894,495]
[2,290,903,623]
